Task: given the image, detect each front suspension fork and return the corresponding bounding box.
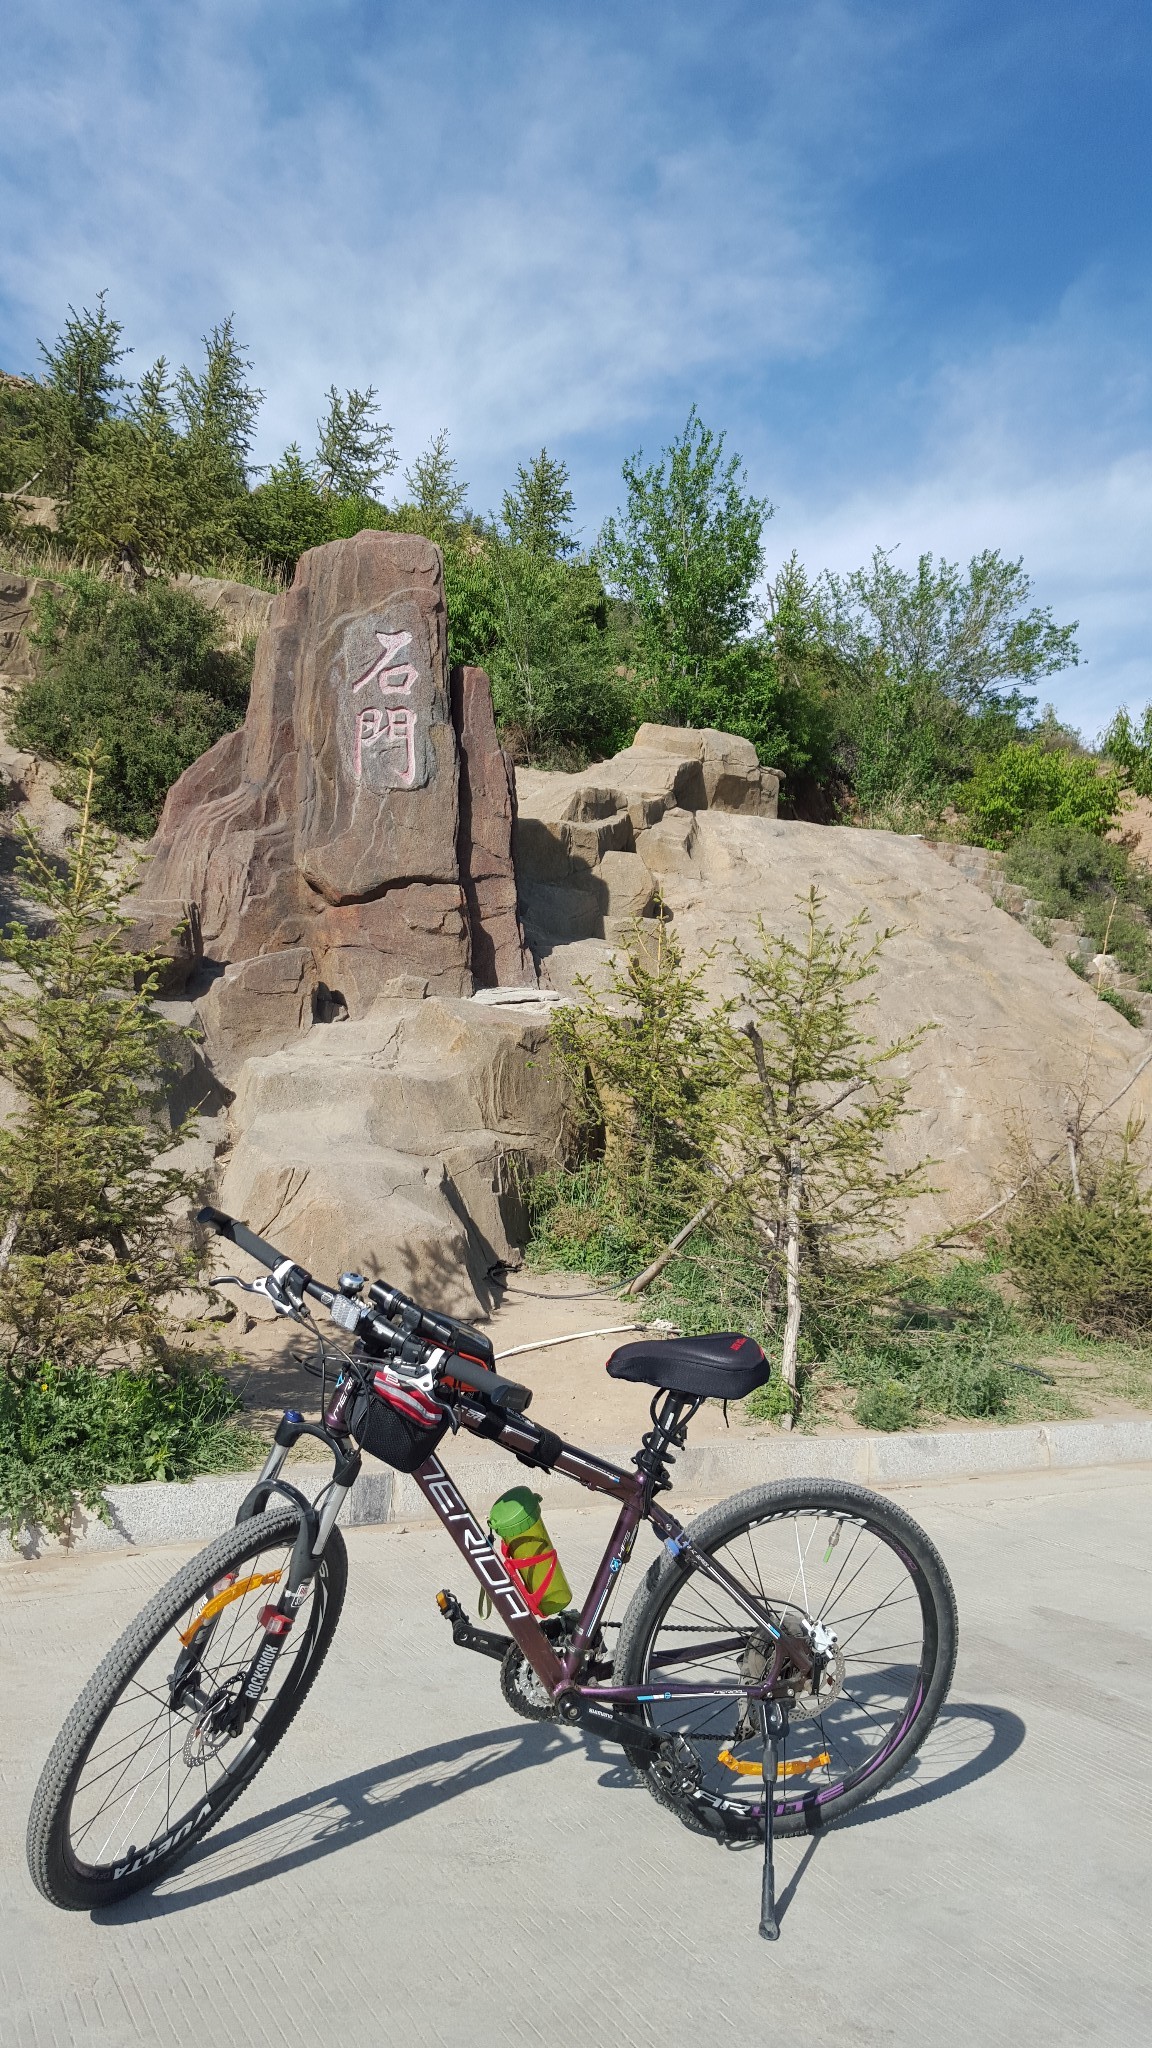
[172,1409,360,1728]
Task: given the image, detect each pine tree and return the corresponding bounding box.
[549,916,738,1254]
[314,385,395,497]
[502,448,577,557]
[404,429,469,533]
[35,292,129,493]
[0,761,207,1378]
[175,316,263,493]
[728,889,932,1411]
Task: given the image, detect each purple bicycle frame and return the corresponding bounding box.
[407,1396,801,1710]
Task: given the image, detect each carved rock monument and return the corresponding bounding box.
[130,532,534,1058]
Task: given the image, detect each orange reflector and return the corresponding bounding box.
[717,1747,831,1779]
[179,1571,282,1645]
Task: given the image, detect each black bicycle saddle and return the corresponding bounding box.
[606,1332,770,1400]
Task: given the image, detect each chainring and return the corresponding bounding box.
[500,1643,558,1722]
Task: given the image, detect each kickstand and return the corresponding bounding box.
[759,1700,788,1941]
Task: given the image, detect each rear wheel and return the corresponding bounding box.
[27,1504,347,1909]
[614,1480,957,1838]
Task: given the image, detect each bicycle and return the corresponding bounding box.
[27,1206,958,1939]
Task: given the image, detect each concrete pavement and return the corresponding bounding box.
[2,1463,1149,2047]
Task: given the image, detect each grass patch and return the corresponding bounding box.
[528,1163,1151,1432]
[0,1359,264,1543]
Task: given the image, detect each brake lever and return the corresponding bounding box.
[213,1263,309,1320]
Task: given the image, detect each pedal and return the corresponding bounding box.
[434,1590,506,1662]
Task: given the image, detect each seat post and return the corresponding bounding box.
[633,1390,702,1494]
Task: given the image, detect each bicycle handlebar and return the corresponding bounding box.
[197,1206,532,1414]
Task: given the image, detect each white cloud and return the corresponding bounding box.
[1,3,1148,723]
[0,2,867,469]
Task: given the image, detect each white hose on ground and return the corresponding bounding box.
[494,1322,646,1361]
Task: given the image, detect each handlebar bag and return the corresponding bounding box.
[347,1365,450,1473]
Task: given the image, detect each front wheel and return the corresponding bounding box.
[614,1479,957,1838]
[27,1503,347,1909]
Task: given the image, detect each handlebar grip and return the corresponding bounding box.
[198,1206,292,1273]
[444,1352,532,1415]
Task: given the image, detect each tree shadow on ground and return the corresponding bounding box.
[95,1698,1023,1926]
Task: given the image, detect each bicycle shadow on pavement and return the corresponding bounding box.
[95,1719,604,1922]
[93,1699,1024,1927]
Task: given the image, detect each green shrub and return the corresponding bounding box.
[856,1379,917,1431]
[1005,1158,1152,1338]
[1004,822,1152,967]
[525,1160,656,1278]
[744,1372,801,1422]
[1099,987,1143,1028]
[0,1359,261,1541]
[239,445,333,570]
[12,577,252,835]
[954,742,1122,847]
[445,534,635,767]
[1004,820,1130,912]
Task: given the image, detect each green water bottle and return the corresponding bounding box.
[487,1487,573,1616]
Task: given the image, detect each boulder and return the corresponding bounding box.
[175,575,275,650]
[630,723,780,814]
[216,994,567,1314]
[129,533,533,1054]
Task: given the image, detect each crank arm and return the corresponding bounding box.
[435,1589,508,1663]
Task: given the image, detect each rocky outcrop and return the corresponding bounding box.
[130,533,534,1060]
[532,804,1152,1246]
[516,722,780,945]
[0,571,59,686]
[453,664,534,987]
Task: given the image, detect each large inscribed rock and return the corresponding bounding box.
[130,532,533,1045]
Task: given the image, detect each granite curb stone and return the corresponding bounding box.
[5,1416,1151,1559]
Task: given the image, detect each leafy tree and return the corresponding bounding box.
[502,448,577,557]
[405,429,470,534]
[1102,704,1152,797]
[445,534,632,764]
[314,384,395,496]
[595,408,770,728]
[13,579,252,835]
[817,549,1080,823]
[240,443,332,570]
[822,548,1079,714]
[0,762,206,1379]
[953,741,1122,848]
[34,292,129,493]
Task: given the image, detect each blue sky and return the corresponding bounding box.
[2,0,1149,732]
